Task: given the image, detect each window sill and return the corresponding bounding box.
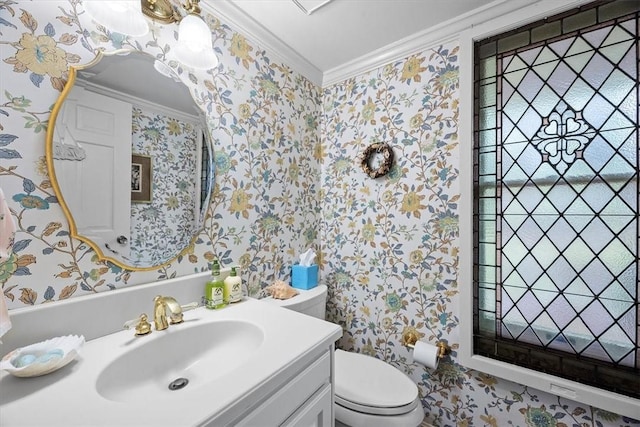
[458,352,640,420]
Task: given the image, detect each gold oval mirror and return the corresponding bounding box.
[46,50,214,271]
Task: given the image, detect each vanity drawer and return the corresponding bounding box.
[235,350,331,427]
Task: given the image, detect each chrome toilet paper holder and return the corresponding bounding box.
[402,330,451,358]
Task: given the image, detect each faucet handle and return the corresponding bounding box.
[124,314,152,336]
[167,302,199,325]
[123,315,141,330]
[181,302,199,312]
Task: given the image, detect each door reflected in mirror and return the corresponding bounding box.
[47,50,214,270]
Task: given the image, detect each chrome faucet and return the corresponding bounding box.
[153,295,186,331]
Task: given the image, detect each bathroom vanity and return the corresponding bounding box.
[0,273,342,426]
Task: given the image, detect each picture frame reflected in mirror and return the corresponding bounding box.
[131,154,152,203]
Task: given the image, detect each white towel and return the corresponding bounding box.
[0,187,14,340]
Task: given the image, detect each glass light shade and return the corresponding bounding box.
[175,14,219,70]
[84,0,149,36]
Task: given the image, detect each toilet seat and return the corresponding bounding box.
[335,401,424,427]
[334,349,419,416]
[335,394,420,416]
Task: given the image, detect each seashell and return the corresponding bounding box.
[0,334,84,377]
[266,280,299,300]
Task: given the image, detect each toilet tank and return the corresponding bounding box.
[262,285,327,319]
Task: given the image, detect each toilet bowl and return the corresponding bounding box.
[263,285,424,427]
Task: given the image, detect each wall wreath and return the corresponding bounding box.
[359,142,394,179]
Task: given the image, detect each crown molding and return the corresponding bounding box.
[202,0,582,88]
[321,0,541,87]
[321,28,459,88]
[201,0,324,86]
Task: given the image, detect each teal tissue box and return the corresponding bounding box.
[292,265,318,290]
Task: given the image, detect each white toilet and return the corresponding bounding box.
[263,285,424,427]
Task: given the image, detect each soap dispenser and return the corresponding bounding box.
[205,259,226,309]
[224,267,243,303]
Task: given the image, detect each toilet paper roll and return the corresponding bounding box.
[412,340,440,369]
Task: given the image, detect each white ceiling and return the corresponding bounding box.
[77,53,199,116]
[203,0,537,86]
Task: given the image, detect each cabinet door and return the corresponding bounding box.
[235,352,331,427]
[282,384,332,427]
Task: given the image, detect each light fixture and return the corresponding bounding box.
[139,0,218,70]
[83,0,218,70]
[83,0,149,37]
[173,0,219,70]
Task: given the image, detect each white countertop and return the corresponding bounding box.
[0,298,342,426]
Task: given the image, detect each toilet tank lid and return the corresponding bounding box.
[261,285,327,310]
[334,349,418,408]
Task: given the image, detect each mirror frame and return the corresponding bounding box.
[46,49,213,271]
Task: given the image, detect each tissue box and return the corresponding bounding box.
[292,264,318,290]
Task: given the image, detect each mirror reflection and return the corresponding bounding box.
[48,50,214,270]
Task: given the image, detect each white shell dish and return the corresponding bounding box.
[0,334,84,377]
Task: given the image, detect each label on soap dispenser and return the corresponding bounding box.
[230,282,242,302]
[208,285,224,308]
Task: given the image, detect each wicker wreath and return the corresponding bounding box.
[359,142,394,179]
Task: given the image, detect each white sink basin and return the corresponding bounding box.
[1,297,342,427]
[96,320,264,403]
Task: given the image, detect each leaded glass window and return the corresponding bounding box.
[473,0,639,398]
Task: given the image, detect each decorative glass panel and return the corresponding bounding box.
[473,0,640,398]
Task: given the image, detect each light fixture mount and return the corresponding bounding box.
[141,0,180,24]
[183,0,202,15]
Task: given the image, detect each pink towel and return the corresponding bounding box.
[0,187,14,340]
[0,290,10,341]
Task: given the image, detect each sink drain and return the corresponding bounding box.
[168,377,189,391]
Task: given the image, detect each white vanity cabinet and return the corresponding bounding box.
[210,349,334,427]
[0,277,342,427]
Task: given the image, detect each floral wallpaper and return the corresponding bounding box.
[0,0,320,302]
[321,46,640,426]
[130,106,199,266]
[0,1,638,426]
